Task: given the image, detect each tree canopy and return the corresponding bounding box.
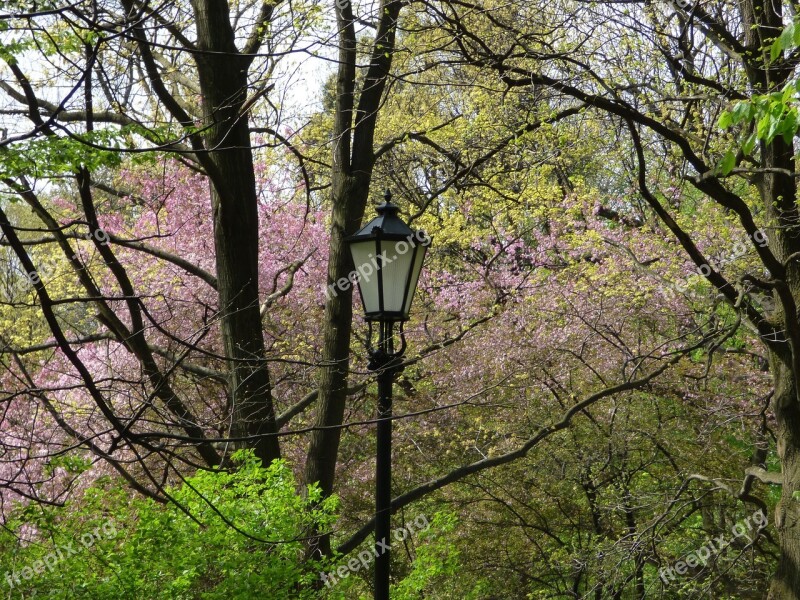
[0,0,798,597]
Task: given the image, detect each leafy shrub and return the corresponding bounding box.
[0,451,337,599]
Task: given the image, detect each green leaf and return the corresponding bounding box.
[772,23,795,61]
[718,150,736,175]
[783,81,796,103]
[718,111,733,129]
[742,132,757,155]
[731,101,753,125]
[771,39,783,62]
[766,102,786,141]
[756,114,772,139]
[782,108,799,143]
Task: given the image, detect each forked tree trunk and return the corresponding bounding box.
[303,0,402,559]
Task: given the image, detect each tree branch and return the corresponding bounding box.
[336,345,694,555]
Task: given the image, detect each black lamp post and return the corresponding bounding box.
[346,191,429,600]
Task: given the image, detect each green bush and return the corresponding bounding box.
[0,452,489,599]
[0,451,338,599]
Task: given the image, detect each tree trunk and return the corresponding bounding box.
[757,129,800,600]
[303,0,403,560]
[190,0,280,464]
[744,0,800,589]
[304,173,369,558]
[757,114,800,600]
[769,351,800,599]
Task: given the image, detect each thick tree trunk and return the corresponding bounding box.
[759,141,800,599]
[758,133,800,600]
[190,0,280,464]
[756,124,800,600]
[769,352,800,599]
[303,173,369,558]
[744,0,800,590]
[303,0,361,520]
[303,0,403,560]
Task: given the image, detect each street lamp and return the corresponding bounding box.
[346,190,429,600]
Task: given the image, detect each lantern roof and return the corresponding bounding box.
[347,192,414,241]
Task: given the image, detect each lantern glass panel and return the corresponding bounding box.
[349,239,380,315]
[403,244,426,316]
[379,239,415,315]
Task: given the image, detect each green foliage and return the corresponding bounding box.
[771,20,800,62]
[43,455,93,478]
[717,149,737,175]
[391,512,489,600]
[718,88,798,153]
[323,512,490,600]
[0,452,339,599]
[717,18,800,155]
[0,133,123,179]
[0,454,477,599]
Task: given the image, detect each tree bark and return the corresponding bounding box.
[304,0,403,558]
[304,173,369,559]
[190,0,280,464]
[769,351,800,599]
[753,57,800,600]
[762,136,800,599]
[735,0,800,591]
